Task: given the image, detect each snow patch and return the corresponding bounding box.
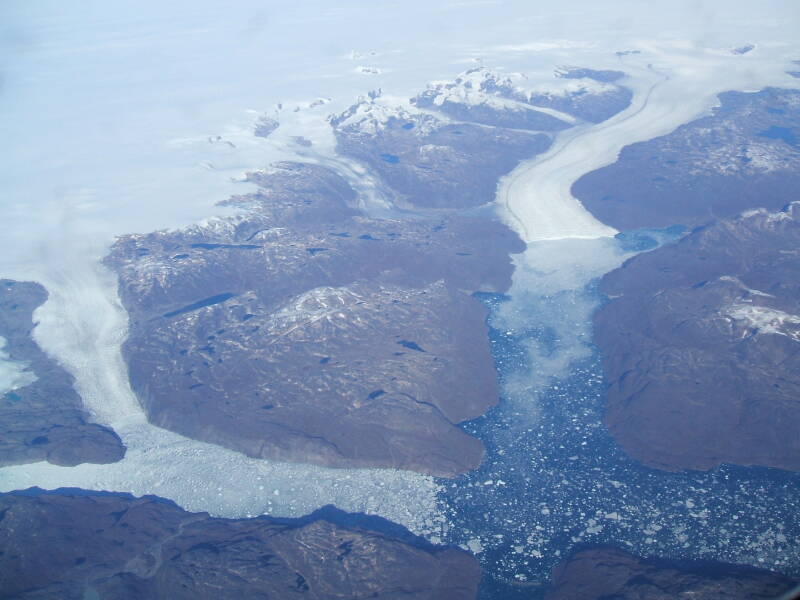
[718,276,774,298]
[0,337,37,394]
[417,67,605,124]
[331,91,431,135]
[726,304,800,341]
[269,286,364,332]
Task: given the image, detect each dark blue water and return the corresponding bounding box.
[436,282,800,599]
[162,292,237,318]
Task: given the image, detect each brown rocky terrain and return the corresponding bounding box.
[331,67,632,210]
[0,280,124,467]
[0,489,479,599]
[594,204,800,471]
[574,87,800,230]
[330,100,551,210]
[106,162,524,476]
[546,547,798,600]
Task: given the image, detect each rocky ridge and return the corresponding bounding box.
[330,91,552,210]
[412,66,631,124]
[0,489,479,600]
[546,547,798,600]
[330,67,632,210]
[595,203,800,471]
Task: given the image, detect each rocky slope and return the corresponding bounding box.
[0,489,479,600]
[546,547,798,600]
[106,162,524,477]
[411,66,632,126]
[411,68,575,132]
[330,93,551,210]
[0,280,124,467]
[594,204,800,471]
[331,67,632,210]
[574,87,800,230]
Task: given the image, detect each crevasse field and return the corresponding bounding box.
[1,0,799,587]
